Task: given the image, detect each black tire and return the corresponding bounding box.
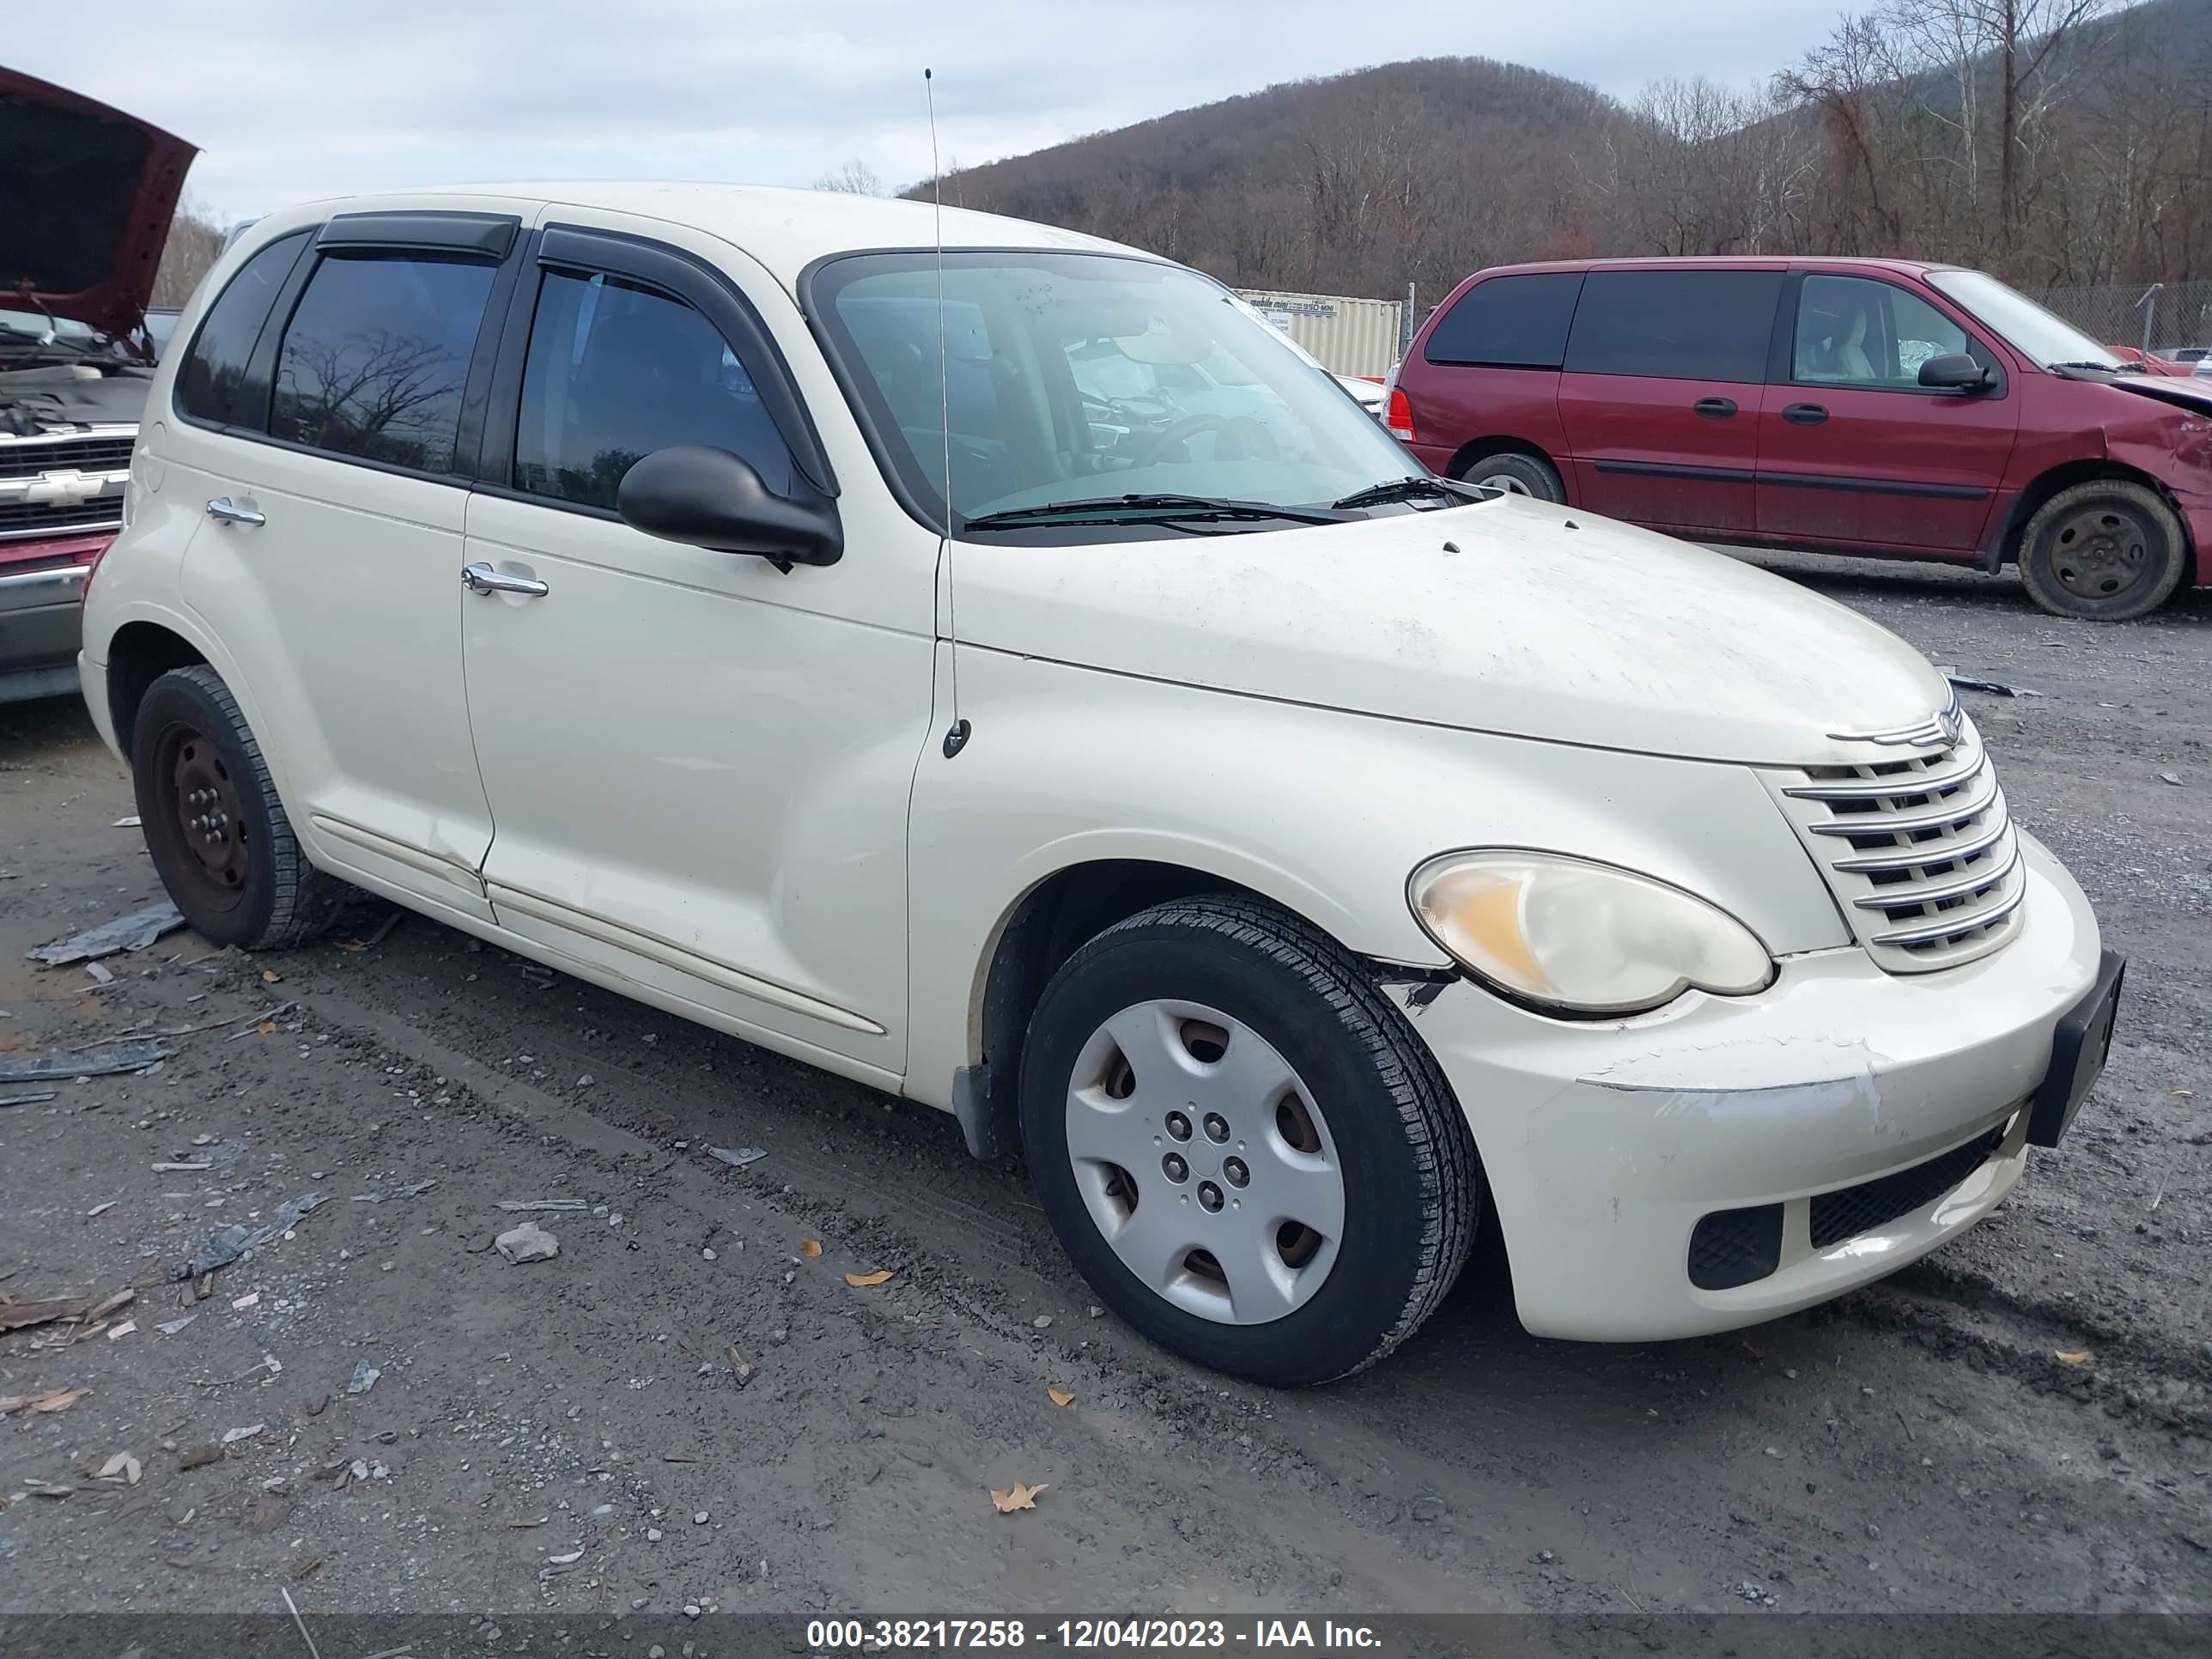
[2016,480,2189,622]
[131,665,346,950]
[1452,450,1565,502]
[1018,895,1480,1386]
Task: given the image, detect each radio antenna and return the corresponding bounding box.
[927,68,970,759]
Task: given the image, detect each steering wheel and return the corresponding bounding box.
[1133,412,1279,467]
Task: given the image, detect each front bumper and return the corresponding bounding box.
[1405,830,2102,1340]
[0,557,94,705]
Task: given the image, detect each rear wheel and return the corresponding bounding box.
[1018,895,1480,1386]
[131,665,346,950]
[2016,480,2188,622]
[1452,450,1564,502]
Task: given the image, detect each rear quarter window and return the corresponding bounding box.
[175,233,310,426]
[1423,273,1584,368]
[1564,269,1784,384]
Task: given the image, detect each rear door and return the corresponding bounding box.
[1754,272,2018,554]
[1555,267,1784,535]
[177,211,520,917]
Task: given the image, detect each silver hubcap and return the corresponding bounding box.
[1065,1000,1344,1325]
[1471,471,1531,495]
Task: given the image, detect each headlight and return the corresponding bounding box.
[1407,851,1774,1016]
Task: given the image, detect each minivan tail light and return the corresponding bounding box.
[1386,387,1416,443]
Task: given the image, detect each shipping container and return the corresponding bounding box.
[1234,289,1405,378]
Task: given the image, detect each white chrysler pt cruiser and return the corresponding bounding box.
[81,185,2123,1385]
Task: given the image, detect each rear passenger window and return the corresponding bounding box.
[1564,270,1784,384]
[175,233,308,426]
[1424,273,1583,368]
[512,270,793,509]
[270,254,497,472]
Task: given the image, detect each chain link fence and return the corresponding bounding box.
[2025,280,2212,359]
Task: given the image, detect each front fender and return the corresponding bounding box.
[902,647,1850,1110]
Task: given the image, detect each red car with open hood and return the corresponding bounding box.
[1,66,193,702]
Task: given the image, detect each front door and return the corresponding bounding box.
[457,226,936,1073]
[1755,273,2020,554]
[1554,267,1784,536]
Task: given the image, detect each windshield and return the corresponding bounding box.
[809,251,1428,536]
[1927,270,2120,371]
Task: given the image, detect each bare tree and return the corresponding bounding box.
[150,197,227,310]
[815,159,888,196]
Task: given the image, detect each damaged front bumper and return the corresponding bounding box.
[1401,830,2103,1341]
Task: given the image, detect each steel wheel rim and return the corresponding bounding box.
[156,720,250,914]
[2049,504,2153,601]
[1065,999,1344,1325]
[1471,470,1532,495]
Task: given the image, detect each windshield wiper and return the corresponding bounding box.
[2049,359,2139,374]
[961,493,1347,532]
[1330,475,1477,510]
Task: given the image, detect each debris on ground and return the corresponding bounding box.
[84,961,114,986]
[1936,668,2043,699]
[495,1222,560,1263]
[495,1199,586,1212]
[348,1361,381,1395]
[989,1482,1048,1514]
[155,1314,198,1336]
[171,1193,329,1282]
[26,901,185,965]
[350,1179,438,1204]
[1047,1388,1075,1407]
[707,1146,767,1170]
[0,1090,59,1108]
[95,1450,143,1486]
[0,1286,131,1337]
[845,1269,894,1287]
[177,1443,223,1470]
[221,1423,265,1444]
[2159,771,2184,786]
[0,1041,170,1084]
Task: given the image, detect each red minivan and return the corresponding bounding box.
[1390,257,2212,621]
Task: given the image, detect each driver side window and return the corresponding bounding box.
[1795,275,1972,390]
[513,269,793,509]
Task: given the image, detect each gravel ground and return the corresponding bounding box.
[0,552,2207,1623]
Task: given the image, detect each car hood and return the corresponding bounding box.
[953,497,1954,767]
[2098,372,2212,416]
[0,69,195,337]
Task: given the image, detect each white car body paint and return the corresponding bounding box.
[82,183,2106,1346]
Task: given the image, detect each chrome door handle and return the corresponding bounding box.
[461,561,550,598]
[205,497,264,527]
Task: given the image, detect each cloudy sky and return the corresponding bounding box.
[18,0,1849,222]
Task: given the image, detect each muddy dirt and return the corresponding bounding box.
[1,555,2207,1621]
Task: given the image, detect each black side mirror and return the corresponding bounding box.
[617,447,842,569]
[1918,353,1992,392]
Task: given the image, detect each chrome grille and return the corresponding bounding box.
[0,425,133,543]
[1766,703,2025,973]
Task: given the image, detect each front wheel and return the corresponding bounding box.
[2015,481,2189,622]
[1018,896,1480,1385]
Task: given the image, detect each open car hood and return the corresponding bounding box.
[0,68,195,337]
[2102,373,2212,416]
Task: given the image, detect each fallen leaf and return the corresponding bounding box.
[2056,1350,2092,1366]
[255,1021,276,1036]
[1046,1387,1075,1408]
[336,940,365,953]
[261,969,283,983]
[800,1238,823,1259]
[0,1387,89,1416]
[989,1481,1048,1514]
[844,1269,894,1288]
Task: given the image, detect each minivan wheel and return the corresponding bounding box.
[2016,481,2188,622]
[1453,451,1564,502]
[1018,895,1480,1386]
[131,665,346,950]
